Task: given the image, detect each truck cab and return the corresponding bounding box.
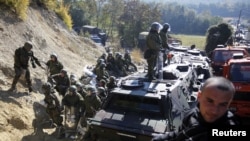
[223,55,250,118]
[211,46,249,76]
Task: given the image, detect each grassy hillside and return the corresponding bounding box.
[171,34,206,50]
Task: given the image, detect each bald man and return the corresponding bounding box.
[152,76,241,141]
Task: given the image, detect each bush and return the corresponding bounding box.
[0,0,30,20]
[55,2,72,30]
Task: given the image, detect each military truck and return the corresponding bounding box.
[222,54,250,118]
[85,57,201,141]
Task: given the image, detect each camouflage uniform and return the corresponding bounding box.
[46,54,63,84]
[46,57,63,76]
[53,70,70,97]
[115,53,128,76]
[62,86,84,122]
[106,76,117,91]
[42,83,63,126]
[146,30,162,80]
[95,63,109,82]
[124,52,137,71]
[10,41,43,92]
[83,89,102,118]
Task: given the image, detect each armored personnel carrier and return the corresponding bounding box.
[85,53,202,141]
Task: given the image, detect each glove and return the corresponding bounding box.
[151,133,170,141]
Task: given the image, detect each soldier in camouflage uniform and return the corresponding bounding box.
[115,53,128,76]
[42,82,63,127]
[145,22,163,80]
[83,86,102,122]
[124,50,137,71]
[62,85,84,124]
[95,62,109,82]
[53,69,70,97]
[106,76,117,91]
[159,23,170,65]
[9,41,44,92]
[46,53,64,84]
[76,81,87,98]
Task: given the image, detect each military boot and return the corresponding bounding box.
[8,79,18,91]
[28,86,33,92]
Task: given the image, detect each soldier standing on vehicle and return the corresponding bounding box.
[9,41,44,92]
[46,53,64,84]
[159,23,170,50]
[160,23,170,65]
[145,22,163,80]
[152,77,241,141]
[124,50,137,72]
[53,69,70,97]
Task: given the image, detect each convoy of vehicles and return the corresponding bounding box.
[210,46,249,76]
[222,54,250,118]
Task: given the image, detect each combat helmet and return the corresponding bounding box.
[50,53,58,60]
[150,22,162,32]
[69,85,77,92]
[162,23,170,32]
[86,85,97,93]
[24,41,33,51]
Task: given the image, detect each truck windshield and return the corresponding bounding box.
[213,50,244,62]
[230,63,250,82]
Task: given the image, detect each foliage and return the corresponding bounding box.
[204,22,233,57]
[0,0,30,20]
[40,0,57,10]
[55,1,73,30]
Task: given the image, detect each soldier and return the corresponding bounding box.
[115,53,128,76]
[46,53,64,84]
[124,50,137,72]
[76,81,87,98]
[97,53,107,64]
[9,41,44,92]
[83,85,102,122]
[41,82,63,127]
[106,52,117,72]
[97,86,107,102]
[95,62,109,82]
[159,23,170,65]
[145,22,163,80]
[159,23,170,50]
[106,76,117,91]
[53,69,70,97]
[62,85,84,124]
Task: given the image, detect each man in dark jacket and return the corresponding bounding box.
[145,22,162,80]
[53,69,70,97]
[9,41,43,92]
[152,76,241,141]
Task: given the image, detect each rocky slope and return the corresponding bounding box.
[0,5,105,141]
